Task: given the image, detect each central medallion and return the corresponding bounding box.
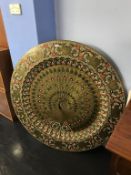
[22,57,110,133]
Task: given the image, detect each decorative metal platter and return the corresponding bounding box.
[10,40,126,152]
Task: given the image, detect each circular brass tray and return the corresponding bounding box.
[10,40,126,152]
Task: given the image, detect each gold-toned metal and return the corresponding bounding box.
[10,40,126,152]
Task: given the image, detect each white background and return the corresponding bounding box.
[55,0,131,91]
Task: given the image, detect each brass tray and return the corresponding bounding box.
[10,40,126,152]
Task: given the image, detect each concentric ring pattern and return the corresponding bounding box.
[10,40,126,151]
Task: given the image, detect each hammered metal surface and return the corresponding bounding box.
[10,40,126,152]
